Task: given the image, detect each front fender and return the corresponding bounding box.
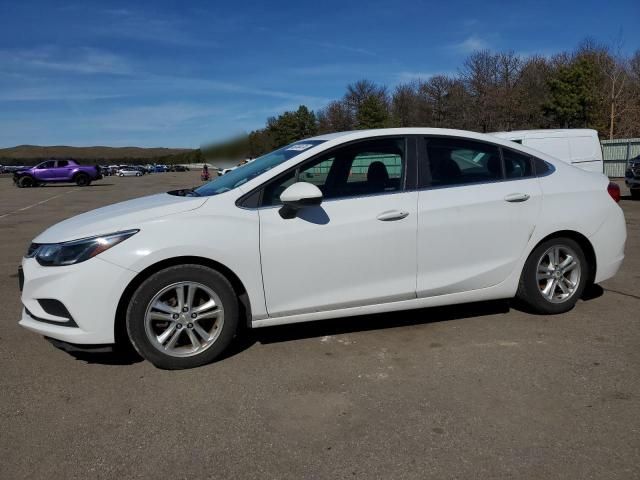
[98,203,267,319]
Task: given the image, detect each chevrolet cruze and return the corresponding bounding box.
[18,128,626,369]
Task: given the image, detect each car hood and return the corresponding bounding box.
[34,193,208,243]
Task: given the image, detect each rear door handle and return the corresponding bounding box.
[377,210,409,221]
[504,193,530,203]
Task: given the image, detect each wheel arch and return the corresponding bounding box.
[529,230,597,286]
[114,256,252,347]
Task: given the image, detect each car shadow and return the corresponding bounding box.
[51,287,606,366]
[220,299,512,361]
[47,338,144,365]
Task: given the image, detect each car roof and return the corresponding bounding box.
[490,129,598,138]
[305,127,547,145]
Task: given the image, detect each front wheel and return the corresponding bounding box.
[516,237,588,314]
[126,265,239,369]
[17,176,34,188]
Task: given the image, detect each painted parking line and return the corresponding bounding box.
[0,189,78,220]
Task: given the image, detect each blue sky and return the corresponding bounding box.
[1,0,639,148]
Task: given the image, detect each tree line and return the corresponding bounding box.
[204,39,640,161]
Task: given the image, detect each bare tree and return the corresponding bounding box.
[391,82,419,127]
[317,100,354,133]
[598,40,630,139]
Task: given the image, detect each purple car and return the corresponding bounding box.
[14,160,102,188]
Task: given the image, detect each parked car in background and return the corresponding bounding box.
[154,165,168,173]
[14,160,102,187]
[625,155,640,199]
[173,165,189,172]
[3,165,28,173]
[491,129,604,174]
[117,167,142,177]
[18,128,626,369]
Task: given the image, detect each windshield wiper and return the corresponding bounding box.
[167,188,201,197]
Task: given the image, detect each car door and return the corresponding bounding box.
[257,136,418,318]
[33,160,56,181]
[51,160,72,180]
[416,137,542,297]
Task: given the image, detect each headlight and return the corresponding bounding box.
[28,230,139,266]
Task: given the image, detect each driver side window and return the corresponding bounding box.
[260,137,406,206]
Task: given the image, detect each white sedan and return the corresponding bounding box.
[117,168,142,177]
[18,128,626,369]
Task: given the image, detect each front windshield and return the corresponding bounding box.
[194,140,326,197]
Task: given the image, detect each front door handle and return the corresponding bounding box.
[377,210,409,221]
[504,193,530,203]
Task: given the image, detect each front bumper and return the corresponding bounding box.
[19,256,137,344]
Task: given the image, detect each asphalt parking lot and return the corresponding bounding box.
[1,172,639,479]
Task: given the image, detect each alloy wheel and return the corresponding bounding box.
[536,245,581,304]
[144,281,225,357]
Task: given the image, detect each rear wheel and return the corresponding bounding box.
[126,265,239,369]
[631,189,640,200]
[516,237,588,314]
[75,173,90,186]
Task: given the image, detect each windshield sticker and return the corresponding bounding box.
[286,143,315,151]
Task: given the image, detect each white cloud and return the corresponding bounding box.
[94,9,219,48]
[450,35,490,53]
[0,46,132,75]
[0,88,125,102]
[308,41,376,57]
[95,103,225,132]
[396,71,435,82]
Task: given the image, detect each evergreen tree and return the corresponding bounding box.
[356,95,390,129]
[544,57,600,128]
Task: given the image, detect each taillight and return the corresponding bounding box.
[607,182,621,203]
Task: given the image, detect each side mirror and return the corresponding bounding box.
[279,182,323,219]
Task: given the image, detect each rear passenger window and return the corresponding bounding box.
[533,158,552,176]
[502,149,533,179]
[426,138,502,187]
[57,160,69,167]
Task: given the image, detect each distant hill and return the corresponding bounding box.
[0,145,193,161]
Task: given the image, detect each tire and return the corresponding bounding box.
[119,173,124,177]
[136,172,141,176]
[75,173,90,187]
[631,189,640,200]
[516,237,588,314]
[18,176,34,188]
[126,265,239,369]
